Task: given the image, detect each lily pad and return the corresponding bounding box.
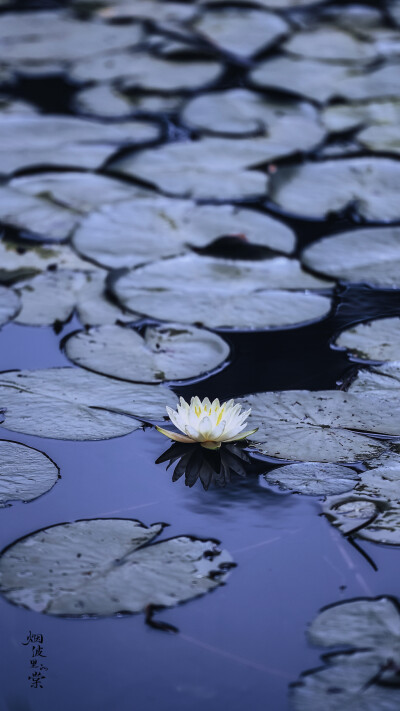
[0,95,37,116]
[358,123,400,155]
[348,363,400,394]
[0,116,159,175]
[292,597,400,711]
[240,390,399,462]
[0,239,96,284]
[191,9,288,59]
[95,0,197,24]
[284,26,381,63]
[336,318,400,363]
[111,254,332,329]
[14,270,133,327]
[0,185,79,242]
[324,453,400,545]
[270,159,400,222]
[263,462,360,495]
[182,88,321,137]
[111,127,324,200]
[0,367,176,440]
[251,57,400,103]
[64,323,230,383]
[0,286,20,326]
[302,227,400,286]
[73,198,296,270]
[71,51,222,91]
[10,171,154,214]
[0,518,233,616]
[0,11,143,65]
[75,84,181,119]
[0,440,59,507]
[322,98,400,133]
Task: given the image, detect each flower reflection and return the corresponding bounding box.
[155,440,252,490]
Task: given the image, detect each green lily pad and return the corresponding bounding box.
[263,462,360,495]
[64,323,230,383]
[0,518,233,616]
[0,286,20,326]
[191,8,288,59]
[240,390,399,462]
[270,159,400,222]
[0,440,59,507]
[0,116,159,175]
[0,367,176,440]
[73,198,296,270]
[336,318,400,363]
[111,254,332,330]
[302,227,400,286]
[182,88,322,138]
[292,597,400,711]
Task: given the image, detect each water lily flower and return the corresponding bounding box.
[156,396,258,450]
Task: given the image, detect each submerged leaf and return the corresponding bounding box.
[263,462,360,496]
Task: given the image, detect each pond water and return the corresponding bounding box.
[1,0,400,709]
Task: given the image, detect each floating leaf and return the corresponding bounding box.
[0,368,176,440]
[358,123,400,156]
[110,127,324,200]
[336,318,400,363]
[0,239,97,284]
[94,0,198,24]
[263,462,360,495]
[11,171,153,215]
[324,454,400,544]
[0,286,20,326]
[191,9,288,59]
[182,88,320,137]
[64,323,230,383]
[270,159,400,222]
[0,116,159,175]
[111,254,332,330]
[0,519,233,616]
[71,51,222,91]
[284,26,381,63]
[0,10,143,65]
[240,390,399,462]
[292,597,400,711]
[322,98,400,133]
[349,363,400,394]
[0,185,80,241]
[14,270,133,327]
[251,57,400,103]
[302,227,400,286]
[75,84,181,119]
[73,198,296,269]
[0,440,59,506]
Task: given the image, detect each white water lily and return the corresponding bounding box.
[156,396,258,450]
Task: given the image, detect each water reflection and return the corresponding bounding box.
[155,442,252,490]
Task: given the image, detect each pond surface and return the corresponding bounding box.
[1,0,400,709]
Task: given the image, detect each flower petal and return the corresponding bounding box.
[155,426,195,443]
